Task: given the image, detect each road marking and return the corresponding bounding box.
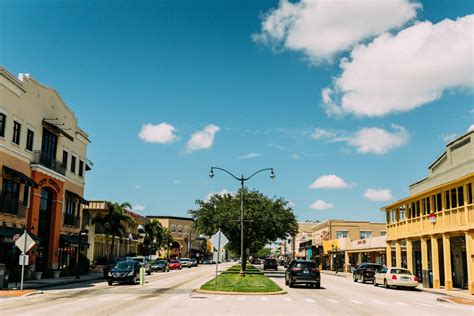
[326,298,339,304]
[238,296,247,301]
[305,298,316,303]
[215,296,224,301]
[283,297,293,302]
[395,301,408,306]
[417,303,432,308]
[122,296,135,301]
[260,297,269,302]
[372,300,385,305]
[349,299,362,305]
[169,296,181,300]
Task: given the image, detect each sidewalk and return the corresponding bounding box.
[320,270,474,304]
[6,272,103,290]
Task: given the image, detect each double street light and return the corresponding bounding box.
[209,166,275,277]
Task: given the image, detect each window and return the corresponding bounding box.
[170,224,176,233]
[12,121,21,145]
[468,183,473,205]
[71,155,76,173]
[416,200,420,217]
[451,188,457,208]
[79,160,84,177]
[2,178,20,199]
[62,151,68,169]
[436,193,442,212]
[0,113,6,137]
[177,225,183,233]
[22,186,30,207]
[360,231,372,239]
[380,231,386,236]
[445,191,451,209]
[184,225,189,234]
[26,129,34,151]
[458,186,464,206]
[336,231,348,238]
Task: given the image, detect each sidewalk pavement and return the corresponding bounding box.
[320,270,474,304]
[7,272,103,290]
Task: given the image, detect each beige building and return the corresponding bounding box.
[0,67,91,276]
[288,221,319,258]
[382,131,473,294]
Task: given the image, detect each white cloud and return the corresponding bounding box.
[310,175,350,189]
[253,0,420,63]
[323,15,474,117]
[237,153,262,160]
[310,200,334,210]
[441,133,457,143]
[292,153,301,160]
[347,124,409,155]
[132,204,146,212]
[138,122,179,144]
[311,128,336,140]
[173,180,181,185]
[468,125,474,132]
[205,189,234,202]
[363,188,394,202]
[186,124,220,152]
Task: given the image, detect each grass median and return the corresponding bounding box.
[200,264,282,293]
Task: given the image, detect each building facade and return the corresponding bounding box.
[289,221,319,259]
[0,67,91,277]
[382,131,474,294]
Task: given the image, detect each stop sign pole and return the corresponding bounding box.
[20,229,27,291]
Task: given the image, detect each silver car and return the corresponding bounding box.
[179,258,192,268]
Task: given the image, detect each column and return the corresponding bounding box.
[406,239,414,273]
[396,240,402,267]
[443,234,453,290]
[357,252,362,265]
[465,232,474,295]
[421,237,428,271]
[386,242,392,266]
[431,236,440,289]
[344,251,349,272]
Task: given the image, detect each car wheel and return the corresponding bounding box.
[289,281,294,288]
[374,280,378,287]
[362,275,366,283]
[353,274,358,282]
[147,269,151,275]
[108,280,113,286]
[314,283,320,289]
[285,278,289,286]
[384,279,389,289]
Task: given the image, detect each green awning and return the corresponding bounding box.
[0,226,39,244]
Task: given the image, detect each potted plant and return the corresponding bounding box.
[53,269,61,278]
[34,271,43,280]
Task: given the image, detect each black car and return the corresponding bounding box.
[263,258,278,271]
[353,263,382,283]
[151,259,170,272]
[285,260,320,288]
[102,257,126,278]
[107,261,141,285]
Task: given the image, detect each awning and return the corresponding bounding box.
[42,119,74,142]
[0,226,39,244]
[65,190,89,205]
[2,166,38,188]
[60,234,90,247]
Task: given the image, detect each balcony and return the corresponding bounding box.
[63,213,80,228]
[0,196,27,217]
[32,151,66,176]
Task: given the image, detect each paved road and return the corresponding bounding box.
[0,263,472,316]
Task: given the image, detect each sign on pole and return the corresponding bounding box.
[19,255,29,266]
[15,230,36,291]
[210,229,228,288]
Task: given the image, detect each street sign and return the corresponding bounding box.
[19,255,29,265]
[210,230,229,250]
[15,232,35,254]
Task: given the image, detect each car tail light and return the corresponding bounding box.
[391,274,397,280]
[312,268,319,272]
[291,267,302,271]
[414,276,418,282]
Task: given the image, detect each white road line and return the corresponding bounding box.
[395,301,408,306]
[238,296,247,301]
[326,298,339,304]
[305,298,316,303]
[215,296,224,301]
[169,296,181,300]
[417,303,432,308]
[260,297,269,302]
[349,299,362,304]
[283,297,293,302]
[373,300,385,305]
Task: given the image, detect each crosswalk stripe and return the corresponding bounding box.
[326,298,339,304]
[260,297,269,302]
[349,299,362,304]
[169,296,181,300]
[238,296,247,301]
[395,301,408,306]
[305,298,316,303]
[283,297,293,302]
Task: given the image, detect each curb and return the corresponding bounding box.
[24,290,44,297]
[320,271,351,279]
[194,289,287,295]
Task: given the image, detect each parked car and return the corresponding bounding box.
[352,263,383,283]
[102,257,126,278]
[169,260,182,270]
[251,258,261,265]
[263,258,278,271]
[151,259,170,272]
[190,258,198,267]
[285,260,320,288]
[129,257,152,275]
[107,261,141,285]
[202,259,210,265]
[179,258,192,268]
[373,267,418,289]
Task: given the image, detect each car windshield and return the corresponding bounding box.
[295,262,316,268]
[366,264,382,270]
[115,262,133,270]
[170,260,179,263]
[391,268,411,275]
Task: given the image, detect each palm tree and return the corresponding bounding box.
[92,202,135,262]
[161,228,174,259]
[143,219,165,256]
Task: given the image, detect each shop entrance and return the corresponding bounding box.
[36,187,53,272]
[450,236,468,289]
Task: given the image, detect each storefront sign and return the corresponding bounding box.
[429,213,436,223]
[357,240,367,245]
[38,178,61,193]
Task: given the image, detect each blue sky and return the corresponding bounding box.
[1,0,472,222]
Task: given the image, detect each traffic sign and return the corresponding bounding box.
[210,230,229,250]
[19,255,29,265]
[15,232,35,254]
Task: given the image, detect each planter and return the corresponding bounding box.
[53,270,61,278]
[34,272,43,280]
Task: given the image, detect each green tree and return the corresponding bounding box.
[92,202,135,262]
[189,188,298,272]
[255,247,272,258]
[143,219,165,256]
[160,228,174,259]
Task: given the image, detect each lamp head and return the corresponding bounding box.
[209,168,214,178]
[270,169,275,179]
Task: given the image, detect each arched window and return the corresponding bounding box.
[177,225,183,233]
[170,224,176,233]
[184,225,189,234]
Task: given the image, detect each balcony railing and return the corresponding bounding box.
[0,196,27,217]
[63,213,80,227]
[32,151,66,175]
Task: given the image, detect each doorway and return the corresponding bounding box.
[37,188,53,271]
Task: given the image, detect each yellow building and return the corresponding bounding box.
[382,131,474,294]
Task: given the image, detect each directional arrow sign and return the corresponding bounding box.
[210,230,229,250]
[15,231,35,254]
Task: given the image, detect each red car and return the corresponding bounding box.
[169,260,182,270]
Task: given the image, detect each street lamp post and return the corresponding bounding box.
[209,166,275,276]
[332,244,338,274]
[76,225,89,279]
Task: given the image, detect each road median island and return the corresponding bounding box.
[197,264,285,295]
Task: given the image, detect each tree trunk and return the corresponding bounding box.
[110,234,116,262]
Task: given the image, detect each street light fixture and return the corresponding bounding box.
[209,166,275,277]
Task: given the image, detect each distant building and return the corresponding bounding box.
[287,221,320,259]
[382,131,473,295]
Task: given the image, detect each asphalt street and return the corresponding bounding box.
[0,263,472,316]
